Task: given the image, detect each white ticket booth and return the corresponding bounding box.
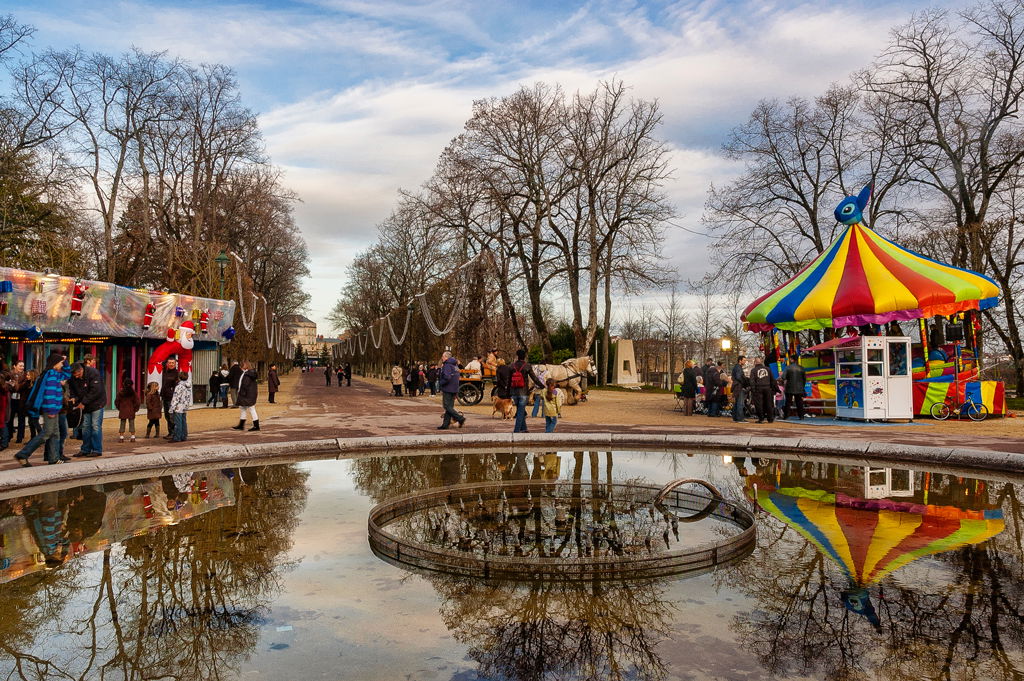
[834,336,913,421]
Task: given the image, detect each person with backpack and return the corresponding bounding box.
[437,351,465,430]
[13,352,71,466]
[497,349,545,433]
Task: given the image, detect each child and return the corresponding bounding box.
[144,382,162,438]
[115,378,141,443]
[542,377,563,433]
[170,372,192,442]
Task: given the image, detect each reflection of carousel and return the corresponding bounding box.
[745,465,1004,627]
[369,479,755,581]
[742,185,1006,418]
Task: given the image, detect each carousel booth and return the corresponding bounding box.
[0,266,236,404]
[742,185,1005,420]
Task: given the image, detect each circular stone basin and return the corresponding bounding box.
[368,479,756,581]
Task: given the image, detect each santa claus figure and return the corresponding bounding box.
[70,280,89,319]
[143,302,156,330]
[199,309,210,335]
[146,320,197,387]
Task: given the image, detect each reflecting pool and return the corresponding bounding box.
[0,450,1021,681]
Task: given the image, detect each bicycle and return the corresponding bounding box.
[930,393,989,421]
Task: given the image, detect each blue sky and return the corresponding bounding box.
[14,0,959,332]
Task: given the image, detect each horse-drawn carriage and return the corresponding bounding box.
[455,356,596,406]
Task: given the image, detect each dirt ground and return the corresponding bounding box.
[1,370,1021,475]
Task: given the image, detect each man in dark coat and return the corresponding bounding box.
[437,352,465,430]
[227,361,242,406]
[324,364,332,387]
[75,355,106,455]
[344,362,352,386]
[783,361,808,420]
[750,357,778,423]
[232,361,261,431]
[160,358,179,439]
[730,356,750,423]
[425,364,438,395]
[267,364,280,403]
[704,361,721,417]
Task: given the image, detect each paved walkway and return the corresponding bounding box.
[2,371,1022,475]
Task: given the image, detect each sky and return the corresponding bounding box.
[15,0,961,334]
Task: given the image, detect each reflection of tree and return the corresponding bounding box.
[430,575,674,681]
[0,464,309,681]
[721,460,1024,681]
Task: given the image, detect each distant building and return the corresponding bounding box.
[282,314,317,352]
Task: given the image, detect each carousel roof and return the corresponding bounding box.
[741,221,1001,332]
[750,485,1004,588]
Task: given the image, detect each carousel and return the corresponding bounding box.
[741,185,1006,419]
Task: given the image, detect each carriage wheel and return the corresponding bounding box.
[457,383,482,406]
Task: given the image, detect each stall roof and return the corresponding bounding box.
[0,266,236,342]
[804,335,860,353]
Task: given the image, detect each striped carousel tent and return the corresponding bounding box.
[741,221,1001,333]
[750,485,1004,588]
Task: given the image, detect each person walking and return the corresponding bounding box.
[74,355,106,456]
[542,377,563,433]
[680,360,698,416]
[20,370,41,440]
[730,356,750,423]
[336,365,344,387]
[704,360,722,417]
[499,349,545,433]
[13,352,70,466]
[206,369,221,407]
[406,362,419,398]
[170,372,192,442]
[218,363,230,407]
[750,357,778,424]
[232,361,261,432]
[344,362,352,387]
[227,361,242,406]
[391,364,404,397]
[426,364,438,396]
[324,364,332,387]
[531,363,547,418]
[161,358,180,437]
[783,361,808,420]
[437,351,465,430]
[268,364,281,403]
[144,382,162,438]
[8,360,27,443]
[115,378,141,443]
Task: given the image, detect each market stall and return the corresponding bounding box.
[741,185,1006,418]
[0,266,236,404]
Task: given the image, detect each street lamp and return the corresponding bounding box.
[664,333,671,390]
[215,250,230,369]
[721,337,732,367]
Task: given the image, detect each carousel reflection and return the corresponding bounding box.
[725,458,1023,681]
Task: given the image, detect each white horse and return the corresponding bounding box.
[534,356,596,405]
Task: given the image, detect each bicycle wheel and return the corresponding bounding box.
[965,402,989,422]
[930,402,951,420]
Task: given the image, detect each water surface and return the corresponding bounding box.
[0,450,1021,681]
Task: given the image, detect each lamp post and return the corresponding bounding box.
[664,333,671,390]
[215,250,229,369]
[721,337,732,368]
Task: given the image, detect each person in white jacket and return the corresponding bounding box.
[170,372,192,442]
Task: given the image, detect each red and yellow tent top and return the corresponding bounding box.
[742,222,1001,332]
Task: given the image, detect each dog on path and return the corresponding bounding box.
[492,395,514,420]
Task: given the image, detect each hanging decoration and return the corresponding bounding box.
[222,326,236,340]
[199,309,210,335]
[142,302,156,330]
[25,325,42,341]
[69,279,89,319]
[231,251,257,332]
[369,319,384,349]
[386,306,413,345]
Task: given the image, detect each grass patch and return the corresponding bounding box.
[1007,397,1024,411]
